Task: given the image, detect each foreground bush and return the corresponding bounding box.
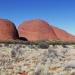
[37,41,49,49]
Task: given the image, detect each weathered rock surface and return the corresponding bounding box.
[18,19,75,42]
[50,26,75,41]
[0,19,19,41]
[0,44,75,75]
[18,19,56,41]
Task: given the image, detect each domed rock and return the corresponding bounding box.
[18,19,58,41]
[0,19,19,41]
[18,19,75,42]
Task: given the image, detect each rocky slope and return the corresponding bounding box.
[0,44,75,75]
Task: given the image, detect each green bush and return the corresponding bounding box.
[37,41,49,49]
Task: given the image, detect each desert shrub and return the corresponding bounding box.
[62,45,68,48]
[28,45,37,49]
[48,47,58,58]
[0,44,3,47]
[0,39,75,45]
[11,49,16,58]
[38,41,49,49]
[4,43,9,47]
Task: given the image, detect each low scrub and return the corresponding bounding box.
[37,41,49,49]
[0,40,75,45]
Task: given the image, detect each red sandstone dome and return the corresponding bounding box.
[18,19,75,42]
[18,19,57,41]
[0,19,19,41]
[49,26,75,41]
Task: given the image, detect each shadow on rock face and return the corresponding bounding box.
[19,37,28,41]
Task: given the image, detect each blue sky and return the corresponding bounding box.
[0,0,75,35]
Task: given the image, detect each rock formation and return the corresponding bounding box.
[18,19,75,42]
[18,19,55,41]
[50,26,75,41]
[0,19,19,41]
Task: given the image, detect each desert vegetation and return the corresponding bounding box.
[0,40,75,45]
[0,41,75,75]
